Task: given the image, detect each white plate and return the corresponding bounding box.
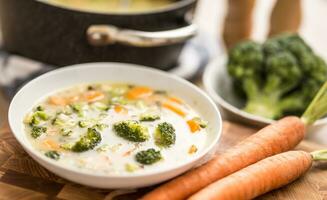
[8,62,222,188]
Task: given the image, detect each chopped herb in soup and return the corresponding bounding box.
[45,0,176,13]
[24,83,208,175]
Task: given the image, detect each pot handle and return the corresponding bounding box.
[87,24,197,47]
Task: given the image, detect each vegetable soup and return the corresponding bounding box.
[44,0,177,13]
[23,83,208,175]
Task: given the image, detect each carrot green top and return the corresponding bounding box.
[301,81,327,125]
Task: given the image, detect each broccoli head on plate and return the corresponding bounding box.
[227,33,327,119]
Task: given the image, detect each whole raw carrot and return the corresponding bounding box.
[189,149,327,200]
[142,116,305,200]
[142,82,327,200]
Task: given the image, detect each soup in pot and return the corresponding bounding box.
[45,0,177,13]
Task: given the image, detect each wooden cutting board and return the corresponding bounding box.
[0,118,327,200]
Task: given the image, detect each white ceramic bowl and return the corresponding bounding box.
[203,55,327,131]
[9,63,222,189]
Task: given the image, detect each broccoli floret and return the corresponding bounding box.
[299,54,327,82]
[71,128,101,152]
[243,52,302,118]
[228,33,327,119]
[78,120,90,128]
[31,126,47,138]
[274,33,312,56]
[228,41,282,118]
[228,41,264,99]
[52,118,63,126]
[228,41,264,81]
[113,120,149,142]
[60,128,73,137]
[70,103,85,117]
[192,117,208,128]
[280,54,327,115]
[60,143,74,150]
[264,52,302,94]
[154,122,176,148]
[34,111,48,120]
[28,110,49,126]
[52,113,75,127]
[92,123,109,131]
[135,148,162,165]
[271,34,326,116]
[139,113,160,122]
[45,151,60,160]
[36,106,44,111]
[262,39,283,55]
[30,115,41,126]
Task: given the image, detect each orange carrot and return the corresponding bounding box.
[168,96,184,105]
[66,95,80,104]
[189,151,313,200]
[141,116,305,200]
[114,105,128,114]
[187,120,201,133]
[126,86,153,100]
[43,139,60,150]
[49,95,80,106]
[48,96,67,106]
[83,91,105,102]
[162,102,186,117]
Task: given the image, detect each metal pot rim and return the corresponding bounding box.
[36,0,197,16]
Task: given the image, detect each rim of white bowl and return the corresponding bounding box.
[203,55,327,126]
[9,62,222,179]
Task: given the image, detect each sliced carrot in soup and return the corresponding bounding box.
[66,95,80,104]
[168,96,184,105]
[162,102,186,117]
[126,87,153,100]
[43,139,60,150]
[48,96,67,106]
[187,119,201,133]
[114,105,128,114]
[84,91,105,102]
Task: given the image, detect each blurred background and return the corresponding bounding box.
[197,0,327,57]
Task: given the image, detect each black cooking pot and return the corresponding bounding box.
[0,0,198,70]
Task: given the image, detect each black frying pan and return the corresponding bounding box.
[0,0,198,70]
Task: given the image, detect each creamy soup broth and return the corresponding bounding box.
[24,83,208,175]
